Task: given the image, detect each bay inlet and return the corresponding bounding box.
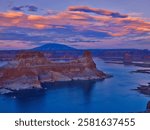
[0,58,149,113]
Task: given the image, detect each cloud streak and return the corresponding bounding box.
[68,6,128,18]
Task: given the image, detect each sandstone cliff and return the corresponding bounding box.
[0,51,109,93]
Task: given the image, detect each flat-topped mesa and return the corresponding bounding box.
[0,51,108,93]
[16,51,45,59]
[15,51,50,67]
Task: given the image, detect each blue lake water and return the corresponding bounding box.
[0,58,149,113]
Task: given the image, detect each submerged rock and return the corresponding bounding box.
[0,51,109,92]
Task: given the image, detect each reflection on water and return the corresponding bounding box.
[0,59,149,113]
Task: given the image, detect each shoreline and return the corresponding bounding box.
[104,60,150,68]
[0,74,112,95]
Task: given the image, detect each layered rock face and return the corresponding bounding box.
[0,51,108,92]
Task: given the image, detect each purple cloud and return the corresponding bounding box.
[68,6,128,18]
[25,5,38,12]
[11,5,38,12]
[11,6,24,11]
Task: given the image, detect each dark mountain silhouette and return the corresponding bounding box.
[33,43,76,51]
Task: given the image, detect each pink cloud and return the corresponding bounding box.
[0,40,36,50]
[0,6,150,49]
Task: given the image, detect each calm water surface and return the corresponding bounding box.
[0,58,149,113]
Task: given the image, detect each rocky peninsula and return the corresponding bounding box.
[0,51,109,94]
[134,83,150,96]
[131,69,150,74]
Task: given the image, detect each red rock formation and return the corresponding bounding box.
[0,51,108,92]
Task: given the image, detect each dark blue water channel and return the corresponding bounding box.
[0,58,149,113]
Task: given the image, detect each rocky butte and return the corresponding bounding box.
[0,51,110,94]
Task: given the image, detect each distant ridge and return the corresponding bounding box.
[32,43,76,51]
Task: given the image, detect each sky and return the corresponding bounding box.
[0,0,150,50]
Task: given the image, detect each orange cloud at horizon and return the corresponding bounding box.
[0,40,36,50]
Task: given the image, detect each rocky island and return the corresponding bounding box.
[134,83,150,96]
[0,51,109,94]
[131,69,150,74]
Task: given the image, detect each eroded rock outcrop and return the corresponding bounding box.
[0,51,109,93]
[135,83,150,96]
